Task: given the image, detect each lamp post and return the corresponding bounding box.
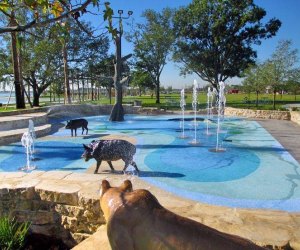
[112,9,133,74]
[105,3,133,121]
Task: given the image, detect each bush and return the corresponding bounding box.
[0,217,30,250]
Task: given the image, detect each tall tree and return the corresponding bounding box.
[86,55,115,103]
[0,0,107,108]
[265,40,299,109]
[130,70,154,96]
[127,8,175,104]
[173,0,281,91]
[242,63,267,107]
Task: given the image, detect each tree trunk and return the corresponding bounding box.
[77,79,81,102]
[10,15,25,109]
[62,43,71,104]
[109,86,112,104]
[70,72,74,101]
[82,78,85,102]
[91,81,94,101]
[256,91,259,107]
[110,36,124,121]
[33,91,40,107]
[273,90,276,110]
[155,81,160,104]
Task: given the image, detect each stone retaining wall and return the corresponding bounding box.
[0,171,105,248]
[291,111,300,126]
[47,104,171,118]
[224,107,291,120]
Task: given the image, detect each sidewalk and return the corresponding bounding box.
[257,119,300,164]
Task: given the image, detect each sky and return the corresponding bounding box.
[84,0,300,89]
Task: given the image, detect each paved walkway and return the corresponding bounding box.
[257,119,300,164]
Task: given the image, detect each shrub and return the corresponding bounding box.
[0,217,30,250]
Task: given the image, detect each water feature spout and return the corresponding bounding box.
[210,81,226,152]
[28,119,36,154]
[205,87,214,135]
[189,80,200,145]
[20,131,36,171]
[178,89,188,139]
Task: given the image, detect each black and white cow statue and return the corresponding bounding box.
[82,139,139,174]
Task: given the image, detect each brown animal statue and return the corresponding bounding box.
[99,180,266,250]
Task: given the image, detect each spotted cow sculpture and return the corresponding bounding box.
[82,139,139,174]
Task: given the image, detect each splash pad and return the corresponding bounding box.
[0,114,300,211]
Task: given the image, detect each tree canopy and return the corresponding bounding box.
[173,0,281,91]
[0,0,98,34]
[264,40,299,109]
[127,8,175,104]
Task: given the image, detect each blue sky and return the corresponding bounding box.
[85,0,300,88]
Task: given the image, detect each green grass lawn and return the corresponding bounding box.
[1,92,299,113]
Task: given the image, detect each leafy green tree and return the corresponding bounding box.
[130,70,154,96]
[86,55,114,103]
[0,0,107,109]
[0,0,98,34]
[127,8,175,104]
[286,69,300,100]
[286,80,300,101]
[242,64,267,107]
[264,40,299,109]
[173,0,281,91]
[21,25,61,106]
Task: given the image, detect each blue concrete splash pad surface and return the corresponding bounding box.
[0,115,299,212]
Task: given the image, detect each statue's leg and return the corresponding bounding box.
[107,161,115,171]
[94,160,102,174]
[131,160,139,172]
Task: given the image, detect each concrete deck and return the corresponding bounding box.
[257,119,300,164]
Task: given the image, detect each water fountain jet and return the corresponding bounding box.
[205,87,214,136]
[20,131,36,171]
[188,80,200,145]
[178,88,189,139]
[210,81,226,152]
[28,119,36,154]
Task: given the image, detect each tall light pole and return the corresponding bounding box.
[113,9,133,68]
[105,2,133,121]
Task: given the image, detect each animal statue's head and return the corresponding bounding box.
[82,144,93,162]
[99,180,133,221]
[65,120,71,129]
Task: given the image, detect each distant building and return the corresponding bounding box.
[228,89,239,94]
